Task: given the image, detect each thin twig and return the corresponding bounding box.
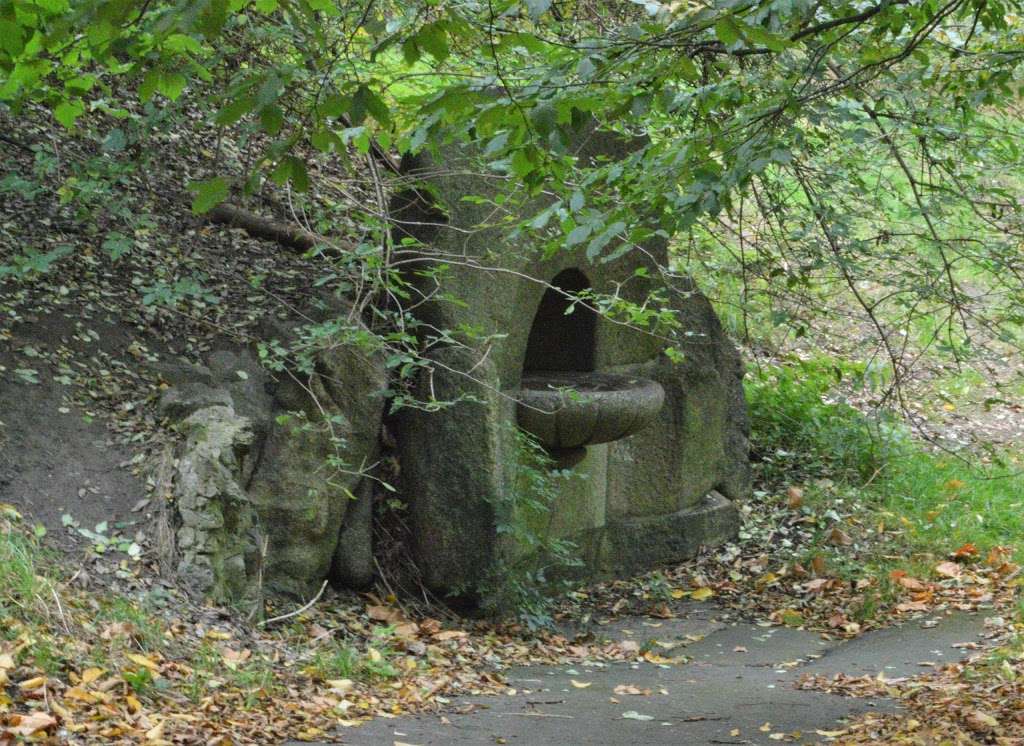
[49,586,71,635]
[259,580,328,627]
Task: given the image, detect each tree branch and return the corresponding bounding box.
[207,203,346,253]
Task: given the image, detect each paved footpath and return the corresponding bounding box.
[312,604,988,745]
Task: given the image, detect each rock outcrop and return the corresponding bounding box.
[161,337,385,609]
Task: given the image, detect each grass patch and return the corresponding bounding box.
[748,357,1024,571]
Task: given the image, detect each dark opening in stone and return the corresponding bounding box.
[523,269,597,372]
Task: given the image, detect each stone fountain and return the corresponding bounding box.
[391,127,750,595]
[160,124,750,609]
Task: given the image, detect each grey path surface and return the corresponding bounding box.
[319,605,989,746]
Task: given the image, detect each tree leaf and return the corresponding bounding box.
[189,177,229,214]
[714,16,743,48]
[53,99,83,129]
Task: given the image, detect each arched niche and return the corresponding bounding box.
[523,269,597,373]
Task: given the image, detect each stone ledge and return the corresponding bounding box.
[597,490,739,576]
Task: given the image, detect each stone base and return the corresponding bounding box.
[593,491,739,576]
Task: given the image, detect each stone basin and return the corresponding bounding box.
[516,371,665,450]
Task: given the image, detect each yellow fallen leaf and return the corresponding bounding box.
[327,678,354,694]
[126,653,161,673]
[81,667,105,685]
[780,609,805,627]
[756,572,779,588]
[65,686,97,703]
[126,694,143,713]
[670,589,686,599]
[18,675,46,690]
[570,679,592,688]
[50,701,72,721]
[145,719,166,743]
[965,710,999,733]
[367,647,383,664]
[691,587,714,601]
[204,629,232,640]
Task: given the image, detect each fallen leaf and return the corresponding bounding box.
[81,667,105,685]
[145,719,166,742]
[418,618,441,635]
[690,587,714,601]
[5,711,56,737]
[965,709,999,733]
[621,710,654,721]
[614,684,651,696]
[647,602,674,619]
[570,680,592,689]
[935,561,962,578]
[780,609,804,627]
[786,486,804,509]
[829,527,853,546]
[126,653,161,673]
[18,675,46,690]
[65,686,97,703]
[327,678,354,694]
[367,605,404,623]
[896,575,926,592]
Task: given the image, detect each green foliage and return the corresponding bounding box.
[305,635,400,682]
[0,522,54,623]
[0,244,71,278]
[476,429,582,629]
[746,357,905,485]
[2,0,1022,384]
